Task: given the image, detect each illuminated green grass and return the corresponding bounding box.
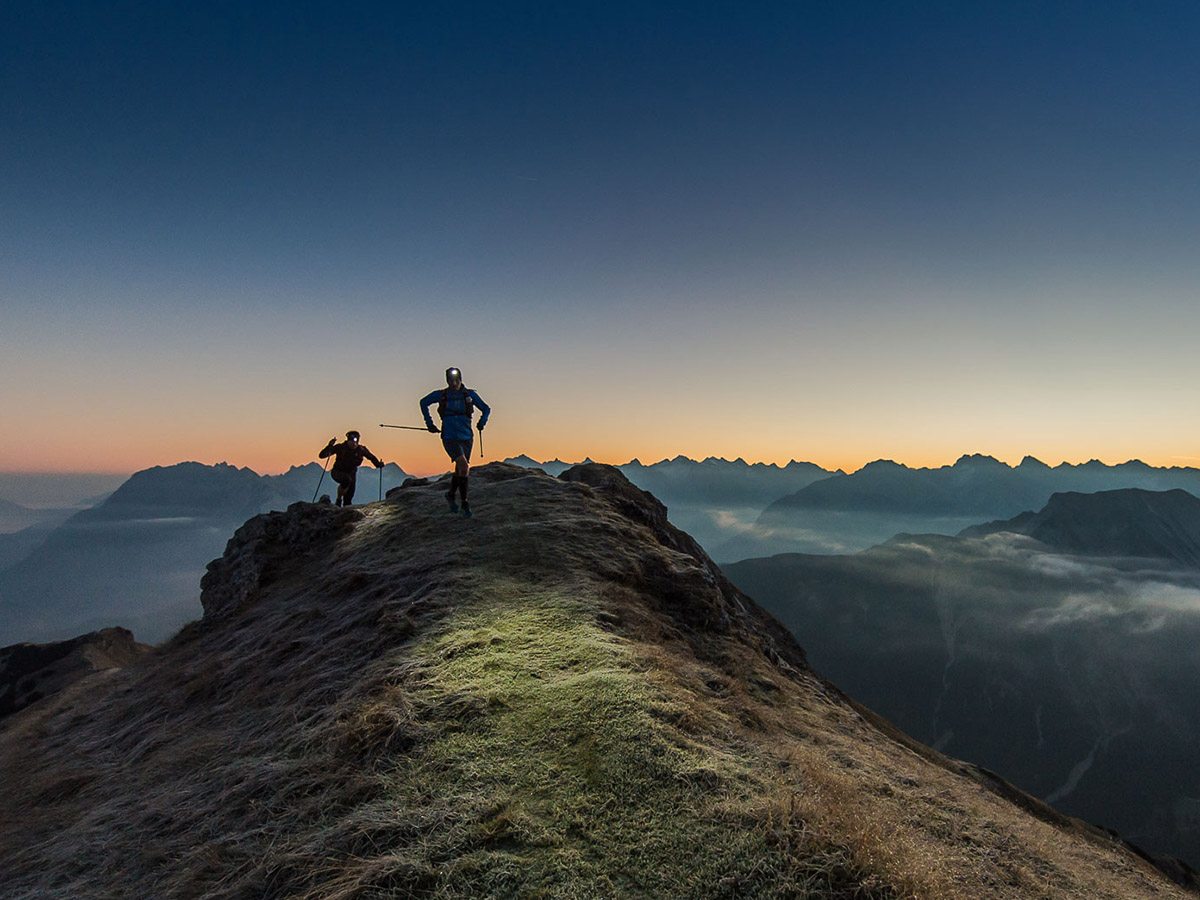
[323,586,887,899]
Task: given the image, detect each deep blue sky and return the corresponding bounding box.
[2,2,1198,473]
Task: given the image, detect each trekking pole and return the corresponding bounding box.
[479,427,485,459]
[312,455,331,502]
[379,423,429,431]
[378,465,383,502]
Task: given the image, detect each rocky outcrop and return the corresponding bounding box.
[200,501,362,620]
[0,627,150,719]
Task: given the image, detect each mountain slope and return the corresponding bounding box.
[0,497,75,535]
[961,488,1200,566]
[0,464,1191,898]
[0,524,58,571]
[725,497,1200,867]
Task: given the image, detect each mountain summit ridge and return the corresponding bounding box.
[0,464,1193,897]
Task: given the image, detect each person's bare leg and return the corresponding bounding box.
[445,459,461,512]
[456,453,472,515]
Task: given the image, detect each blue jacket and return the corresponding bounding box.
[420,387,490,442]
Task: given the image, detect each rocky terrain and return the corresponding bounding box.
[0,628,150,719]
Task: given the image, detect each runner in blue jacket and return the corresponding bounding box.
[420,367,491,517]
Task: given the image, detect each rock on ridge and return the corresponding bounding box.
[200,501,363,620]
[0,627,150,718]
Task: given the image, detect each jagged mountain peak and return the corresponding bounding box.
[502,453,541,467]
[953,453,1008,468]
[766,452,1200,520]
[859,458,908,472]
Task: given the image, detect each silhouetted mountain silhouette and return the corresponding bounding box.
[765,456,1200,518]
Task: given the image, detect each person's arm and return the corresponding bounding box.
[364,447,384,468]
[419,390,441,432]
[471,391,491,429]
[319,438,338,459]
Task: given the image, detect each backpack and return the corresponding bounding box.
[437,387,474,418]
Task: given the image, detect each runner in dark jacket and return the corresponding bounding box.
[420,367,491,517]
[319,431,384,507]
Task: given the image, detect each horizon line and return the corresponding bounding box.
[3,450,1197,480]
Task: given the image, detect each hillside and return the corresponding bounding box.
[0,464,1193,898]
[961,488,1200,566]
[725,496,1200,867]
[0,497,75,536]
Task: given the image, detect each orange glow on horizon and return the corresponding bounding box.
[4,439,1197,480]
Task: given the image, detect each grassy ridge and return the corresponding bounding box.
[320,586,888,898]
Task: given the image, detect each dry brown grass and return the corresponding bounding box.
[766,755,968,900]
[623,595,1190,900]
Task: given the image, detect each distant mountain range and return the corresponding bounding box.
[714,455,1200,561]
[767,454,1200,517]
[8,452,1200,647]
[6,452,834,647]
[0,460,410,645]
[725,487,1200,867]
[0,472,126,512]
[506,454,832,505]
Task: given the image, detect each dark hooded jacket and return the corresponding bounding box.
[319,441,382,474]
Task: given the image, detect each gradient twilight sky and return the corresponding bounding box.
[2,2,1198,477]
